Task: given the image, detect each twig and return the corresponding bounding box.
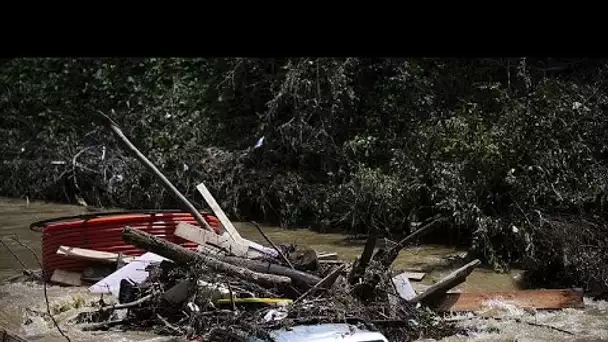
[10,236,71,342]
[80,319,129,331]
[227,282,236,311]
[252,221,295,270]
[294,264,346,304]
[156,314,183,335]
[379,217,446,268]
[444,315,574,336]
[0,239,32,272]
[98,293,154,313]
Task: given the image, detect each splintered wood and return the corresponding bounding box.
[175,222,249,257]
[50,269,83,286]
[57,245,136,263]
[434,288,585,312]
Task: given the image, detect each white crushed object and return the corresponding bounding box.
[187,302,200,313]
[254,136,265,149]
[263,308,288,322]
[392,272,416,300]
[89,252,167,297]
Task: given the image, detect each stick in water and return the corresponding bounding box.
[294,264,346,304]
[96,111,215,233]
[252,221,295,270]
[10,236,71,342]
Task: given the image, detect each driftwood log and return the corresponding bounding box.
[409,259,481,304]
[122,227,291,288]
[214,255,321,288]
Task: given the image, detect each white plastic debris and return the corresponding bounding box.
[89,252,167,297]
[187,302,200,313]
[263,308,288,322]
[254,136,265,149]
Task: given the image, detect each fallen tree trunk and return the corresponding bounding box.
[122,227,291,288]
[213,255,321,288]
[410,259,481,304]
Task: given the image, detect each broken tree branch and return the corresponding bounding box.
[122,227,291,288]
[96,111,215,234]
[348,229,377,284]
[98,293,154,313]
[294,264,346,304]
[213,255,321,288]
[0,239,35,276]
[379,217,446,268]
[252,221,294,270]
[10,236,71,342]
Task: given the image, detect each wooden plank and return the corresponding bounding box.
[317,253,338,260]
[175,222,249,257]
[196,182,242,242]
[195,183,277,257]
[410,259,481,303]
[434,288,585,312]
[50,269,83,286]
[404,271,426,281]
[56,245,135,263]
[319,260,347,265]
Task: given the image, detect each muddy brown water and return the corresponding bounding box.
[0,197,606,341]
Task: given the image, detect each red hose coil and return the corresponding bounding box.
[40,212,220,279]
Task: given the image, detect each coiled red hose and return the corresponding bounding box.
[33,211,221,279]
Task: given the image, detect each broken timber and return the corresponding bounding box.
[50,269,83,286]
[57,245,136,263]
[122,227,291,288]
[175,222,249,257]
[195,182,241,242]
[433,288,585,312]
[402,272,426,281]
[409,259,481,304]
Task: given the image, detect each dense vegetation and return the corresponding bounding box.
[2,58,608,293]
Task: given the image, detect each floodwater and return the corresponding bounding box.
[0,197,606,341]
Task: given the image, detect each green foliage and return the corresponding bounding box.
[3,57,608,284]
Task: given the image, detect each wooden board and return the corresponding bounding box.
[403,272,426,281]
[50,269,83,286]
[175,222,249,257]
[317,253,338,260]
[196,183,242,242]
[57,245,135,263]
[434,288,585,312]
[196,183,277,258]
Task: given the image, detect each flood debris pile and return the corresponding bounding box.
[71,224,461,341]
[28,112,586,342]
